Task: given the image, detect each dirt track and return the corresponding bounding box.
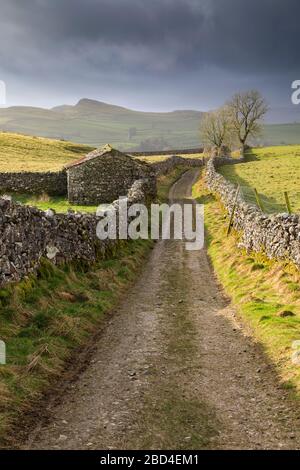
[23,169,300,450]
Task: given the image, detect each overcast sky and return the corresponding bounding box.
[0,0,299,110]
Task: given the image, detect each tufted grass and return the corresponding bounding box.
[219,146,300,214]
[193,172,300,396]
[0,238,154,445]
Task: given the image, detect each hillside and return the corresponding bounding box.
[257,123,300,146]
[0,132,93,172]
[1,99,300,150]
[0,99,203,151]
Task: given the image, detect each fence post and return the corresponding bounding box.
[227,185,240,236]
[284,191,292,214]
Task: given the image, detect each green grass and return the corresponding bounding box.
[0,132,94,172]
[193,173,300,395]
[5,193,98,214]
[0,239,153,444]
[219,145,300,213]
[156,166,190,202]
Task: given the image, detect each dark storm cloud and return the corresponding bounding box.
[0,0,299,107]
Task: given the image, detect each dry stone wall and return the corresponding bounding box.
[152,155,204,176]
[0,171,67,196]
[0,178,152,286]
[205,157,300,268]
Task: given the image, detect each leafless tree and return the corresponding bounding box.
[200,107,232,155]
[227,90,268,153]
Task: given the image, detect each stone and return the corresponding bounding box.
[0,172,67,196]
[46,245,59,260]
[291,350,300,365]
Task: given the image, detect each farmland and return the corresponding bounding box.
[219,145,300,213]
[0,131,203,173]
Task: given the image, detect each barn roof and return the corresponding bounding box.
[65,144,132,169]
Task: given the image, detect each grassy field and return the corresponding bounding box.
[219,145,300,213]
[0,130,203,174]
[193,173,300,395]
[0,132,93,172]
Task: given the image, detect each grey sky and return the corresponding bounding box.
[0,0,299,110]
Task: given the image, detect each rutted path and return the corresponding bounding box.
[23,169,300,450]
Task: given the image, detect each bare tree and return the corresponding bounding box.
[200,107,232,155]
[227,90,268,153]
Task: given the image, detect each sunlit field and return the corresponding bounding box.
[219,146,300,213]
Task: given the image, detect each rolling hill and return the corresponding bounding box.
[0,99,203,151]
[0,98,300,150]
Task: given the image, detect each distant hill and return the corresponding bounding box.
[0,98,300,150]
[252,123,300,146]
[0,99,203,151]
[264,106,300,125]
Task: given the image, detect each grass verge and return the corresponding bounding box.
[157,166,190,202]
[193,172,300,396]
[0,239,153,443]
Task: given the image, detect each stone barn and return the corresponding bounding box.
[66,144,155,205]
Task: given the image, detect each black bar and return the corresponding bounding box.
[0,450,299,467]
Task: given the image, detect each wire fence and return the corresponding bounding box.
[238,185,300,215]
